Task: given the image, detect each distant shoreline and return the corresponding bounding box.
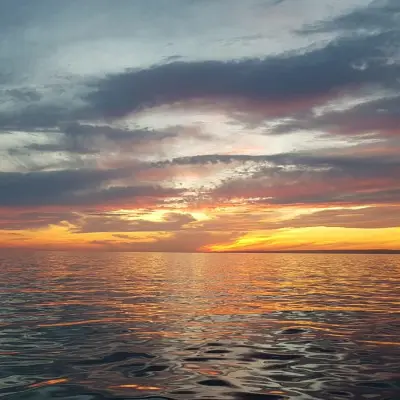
[0,248,400,254]
[217,249,400,254]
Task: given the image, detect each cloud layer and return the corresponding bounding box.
[1,0,399,251]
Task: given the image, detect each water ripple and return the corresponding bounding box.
[0,251,399,399]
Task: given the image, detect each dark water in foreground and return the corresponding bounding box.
[0,252,399,400]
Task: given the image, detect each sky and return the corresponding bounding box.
[0,0,400,252]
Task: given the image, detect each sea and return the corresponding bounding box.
[0,251,399,399]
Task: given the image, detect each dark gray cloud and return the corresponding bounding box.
[62,123,173,142]
[0,101,83,131]
[154,154,278,166]
[85,31,399,119]
[276,188,400,206]
[283,1,400,140]
[0,168,117,206]
[0,168,181,207]
[153,150,400,206]
[300,0,400,34]
[24,123,177,155]
[3,88,42,103]
[0,211,79,230]
[156,152,400,172]
[1,147,398,209]
[270,95,400,136]
[0,0,399,221]
[197,152,400,205]
[212,178,400,207]
[1,1,398,138]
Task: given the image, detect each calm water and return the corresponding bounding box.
[0,252,399,400]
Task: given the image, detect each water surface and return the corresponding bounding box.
[0,252,399,399]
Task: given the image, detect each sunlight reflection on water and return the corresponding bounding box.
[0,252,399,399]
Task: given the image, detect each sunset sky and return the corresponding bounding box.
[0,0,399,252]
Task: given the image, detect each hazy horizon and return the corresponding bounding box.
[1,247,400,254]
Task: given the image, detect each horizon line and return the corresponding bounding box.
[0,248,399,254]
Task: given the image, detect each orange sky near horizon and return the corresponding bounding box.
[1,203,400,252]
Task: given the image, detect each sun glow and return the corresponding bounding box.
[206,226,400,252]
[2,203,399,252]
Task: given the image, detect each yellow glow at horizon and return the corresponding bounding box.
[207,226,400,252]
[0,224,172,249]
[1,204,399,251]
[1,223,400,252]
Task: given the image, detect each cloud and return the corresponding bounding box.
[75,212,196,233]
[212,179,400,207]
[157,151,400,172]
[1,1,398,140]
[154,154,279,166]
[279,205,400,229]
[3,88,42,103]
[1,0,400,251]
[23,123,178,155]
[200,151,400,205]
[0,168,181,207]
[181,204,400,233]
[195,204,400,232]
[90,229,242,253]
[85,31,399,119]
[269,94,400,137]
[0,211,79,230]
[0,168,116,206]
[1,0,398,131]
[299,0,400,34]
[146,150,400,207]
